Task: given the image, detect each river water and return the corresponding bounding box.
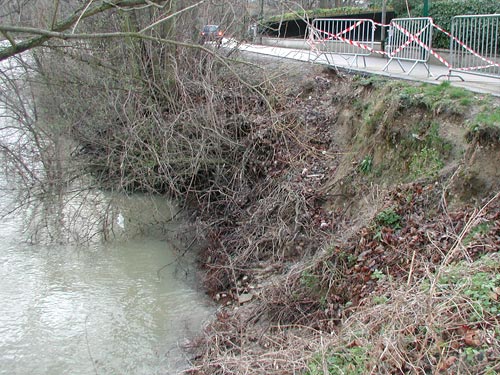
[0,185,213,375]
[0,51,213,375]
[0,53,213,375]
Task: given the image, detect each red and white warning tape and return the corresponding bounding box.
[309,18,500,73]
[431,20,500,71]
[310,20,387,56]
[388,23,430,58]
[390,22,452,68]
[313,20,364,43]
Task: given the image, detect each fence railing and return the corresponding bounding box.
[448,14,500,79]
[309,18,375,67]
[306,14,500,82]
[383,17,433,76]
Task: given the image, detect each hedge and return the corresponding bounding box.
[266,6,388,23]
[413,0,500,49]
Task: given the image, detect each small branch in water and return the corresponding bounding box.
[85,314,99,375]
[157,236,197,279]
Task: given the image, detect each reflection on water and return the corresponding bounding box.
[0,188,213,375]
[0,49,213,375]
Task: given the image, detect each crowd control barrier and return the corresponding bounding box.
[383,17,433,76]
[309,18,375,67]
[305,14,499,85]
[448,14,500,80]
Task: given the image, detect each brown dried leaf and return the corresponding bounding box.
[464,329,482,347]
[438,356,457,372]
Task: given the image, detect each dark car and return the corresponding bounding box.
[199,24,224,46]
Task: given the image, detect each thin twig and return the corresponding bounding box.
[85,315,99,375]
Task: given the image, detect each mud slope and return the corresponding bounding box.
[187,61,500,375]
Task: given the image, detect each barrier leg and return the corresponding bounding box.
[383,58,406,73]
[435,71,465,81]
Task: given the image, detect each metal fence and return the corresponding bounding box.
[305,14,500,83]
[309,18,375,67]
[383,17,433,76]
[449,14,500,79]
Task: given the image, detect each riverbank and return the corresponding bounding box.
[185,58,500,374]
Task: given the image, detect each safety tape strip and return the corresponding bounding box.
[431,20,500,71]
[393,20,500,71]
[314,20,364,41]
[314,20,432,58]
[310,20,387,56]
[312,30,387,56]
[309,18,499,72]
[388,23,429,58]
[391,22,452,68]
[455,64,499,72]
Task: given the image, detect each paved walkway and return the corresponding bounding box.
[227,40,500,98]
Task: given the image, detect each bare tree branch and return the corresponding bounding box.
[0,0,168,61]
[51,0,61,30]
[139,0,205,34]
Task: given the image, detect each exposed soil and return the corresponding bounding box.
[185,56,500,374]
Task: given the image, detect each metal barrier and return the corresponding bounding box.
[448,14,500,79]
[305,15,499,84]
[309,18,375,67]
[383,17,433,76]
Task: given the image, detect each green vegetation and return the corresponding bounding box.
[372,295,389,304]
[435,261,500,321]
[306,254,500,374]
[371,269,386,280]
[358,155,373,174]
[266,7,389,23]
[352,80,476,183]
[380,0,421,17]
[413,0,500,48]
[473,109,500,129]
[400,81,473,114]
[375,208,401,229]
[466,107,500,145]
[307,346,368,375]
[300,270,321,291]
[408,146,444,179]
[404,121,450,179]
[463,221,492,246]
[353,74,389,89]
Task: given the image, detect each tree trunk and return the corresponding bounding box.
[319,0,330,8]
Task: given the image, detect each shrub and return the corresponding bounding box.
[375,208,401,229]
[358,155,373,174]
[307,346,368,375]
[466,107,500,145]
[409,146,444,179]
[390,0,422,17]
[413,0,500,49]
[267,7,386,23]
